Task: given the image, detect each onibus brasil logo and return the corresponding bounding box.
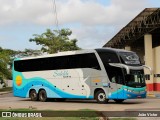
[1,112,42,117]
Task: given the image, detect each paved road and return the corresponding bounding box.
[0,93,160,111]
[1,93,160,120]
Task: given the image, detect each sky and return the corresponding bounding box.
[0,0,160,51]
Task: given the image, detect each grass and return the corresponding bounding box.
[0,117,138,120]
[0,109,138,120]
[0,87,12,92]
[0,108,35,111]
[0,116,99,120]
[0,108,100,120]
[110,118,137,120]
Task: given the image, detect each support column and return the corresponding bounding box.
[153,46,160,91]
[125,46,131,51]
[144,34,154,91]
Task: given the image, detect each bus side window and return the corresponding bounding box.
[99,52,119,63]
[111,76,116,83]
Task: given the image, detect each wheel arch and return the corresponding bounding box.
[94,88,105,99]
[38,88,46,95]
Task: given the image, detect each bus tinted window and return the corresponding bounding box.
[14,53,101,72]
[118,52,141,65]
[97,52,119,63]
[96,50,124,84]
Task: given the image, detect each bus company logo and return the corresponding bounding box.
[2,112,11,117]
[53,70,71,78]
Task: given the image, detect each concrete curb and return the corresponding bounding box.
[0,91,12,95]
[155,94,160,98]
[147,94,156,97]
[147,93,160,98]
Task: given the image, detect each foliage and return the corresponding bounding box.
[0,28,80,80]
[16,49,42,58]
[0,87,12,92]
[0,47,15,80]
[29,29,81,54]
[0,47,42,81]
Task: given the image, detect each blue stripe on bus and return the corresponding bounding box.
[13,72,93,99]
[108,86,146,99]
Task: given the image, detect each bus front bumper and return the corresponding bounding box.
[124,90,147,99]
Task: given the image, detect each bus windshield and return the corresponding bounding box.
[125,70,145,88]
[119,52,140,65]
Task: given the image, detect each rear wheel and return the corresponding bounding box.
[114,99,124,103]
[30,90,38,101]
[39,90,47,102]
[95,90,109,104]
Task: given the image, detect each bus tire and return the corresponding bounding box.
[114,99,124,103]
[95,90,108,104]
[39,90,47,102]
[30,90,38,101]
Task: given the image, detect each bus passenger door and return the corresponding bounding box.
[108,71,124,99]
[116,76,124,99]
[108,76,118,99]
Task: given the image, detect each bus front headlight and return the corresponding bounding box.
[128,90,132,92]
[124,88,127,91]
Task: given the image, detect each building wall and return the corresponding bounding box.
[131,47,145,64]
[125,41,160,91]
[146,46,160,91]
[153,46,160,91]
[6,80,13,87]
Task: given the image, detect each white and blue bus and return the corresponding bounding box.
[13,48,149,103]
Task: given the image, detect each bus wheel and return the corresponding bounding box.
[39,90,47,102]
[114,99,124,103]
[95,90,108,104]
[30,90,38,101]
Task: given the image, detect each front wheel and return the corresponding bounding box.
[114,99,125,103]
[95,90,109,104]
[39,90,47,102]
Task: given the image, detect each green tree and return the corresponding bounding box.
[0,47,15,80]
[29,28,81,54]
[0,47,42,82]
[16,49,42,58]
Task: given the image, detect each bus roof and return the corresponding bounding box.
[96,48,134,53]
[14,48,133,61]
[14,49,96,60]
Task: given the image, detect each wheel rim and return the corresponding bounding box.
[40,92,45,100]
[98,93,105,101]
[31,91,37,100]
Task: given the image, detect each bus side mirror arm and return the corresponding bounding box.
[142,65,152,75]
[109,63,130,74]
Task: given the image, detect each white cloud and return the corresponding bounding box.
[0,0,154,49]
[0,0,51,25]
[51,0,147,26]
[71,25,121,49]
[0,0,150,26]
